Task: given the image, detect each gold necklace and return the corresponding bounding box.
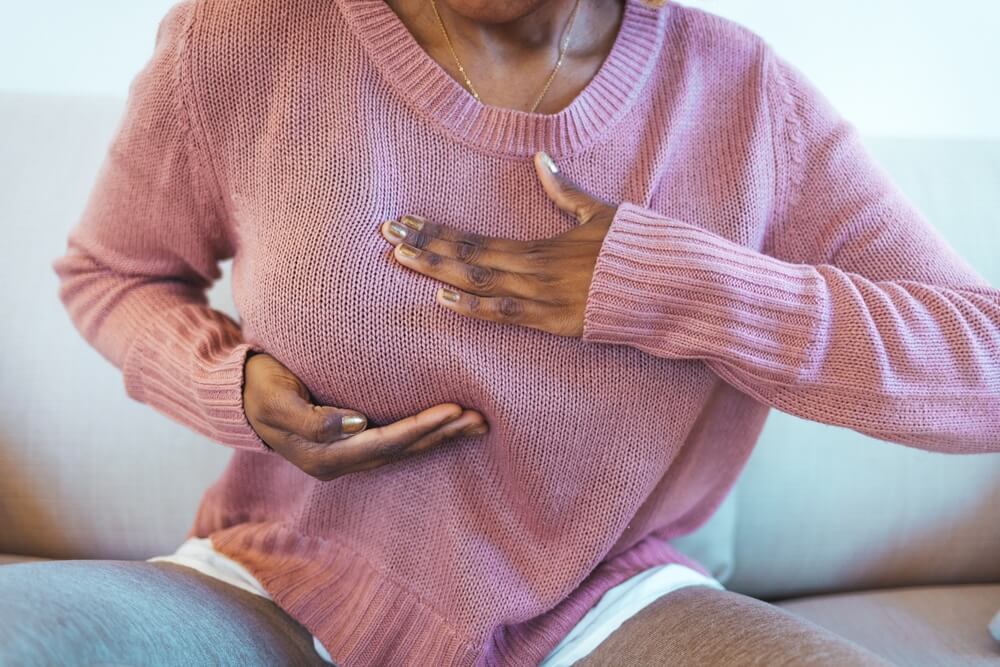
[429,0,584,113]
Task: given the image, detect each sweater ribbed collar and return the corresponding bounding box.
[334,0,669,158]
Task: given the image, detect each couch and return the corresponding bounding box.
[2,91,999,665]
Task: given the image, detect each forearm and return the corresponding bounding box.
[583,202,1000,452]
[53,241,268,452]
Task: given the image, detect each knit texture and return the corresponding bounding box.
[52,0,1000,664]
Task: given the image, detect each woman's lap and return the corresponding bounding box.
[1,560,893,667]
[575,585,894,666]
[0,559,325,667]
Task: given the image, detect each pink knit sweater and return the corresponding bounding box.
[52,0,1000,664]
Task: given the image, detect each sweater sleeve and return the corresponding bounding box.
[51,0,270,453]
[581,47,1000,454]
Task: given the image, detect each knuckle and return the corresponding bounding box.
[415,427,448,450]
[579,202,605,223]
[371,434,408,460]
[305,419,332,443]
[423,250,443,268]
[523,243,546,265]
[461,231,488,247]
[534,271,560,286]
[427,430,452,448]
[455,240,481,263]
[465,264,499,291]
[300,457,334,480]
[497,297,523,320]
[465,293,483,313]
[406,228,431,249]
[561,179,583,197]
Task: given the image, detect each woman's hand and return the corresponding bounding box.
[242,351,488,480]
[378,151,619,337]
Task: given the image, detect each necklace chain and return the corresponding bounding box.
[429,0,584,113]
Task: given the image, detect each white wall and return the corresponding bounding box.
[685,0,999,137]
[2,0,997,137]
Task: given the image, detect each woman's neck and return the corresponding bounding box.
[382,0,625,113]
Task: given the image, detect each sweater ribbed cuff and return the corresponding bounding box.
[122,306,272,453]
[582,202,829,384]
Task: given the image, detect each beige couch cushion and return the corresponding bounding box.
[0,554,52,566]
[728,412,1000,599]
[777,584,1000,666]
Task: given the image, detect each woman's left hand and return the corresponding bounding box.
[378,151,619,338]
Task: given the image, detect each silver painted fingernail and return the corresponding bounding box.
[539,151,559,173]
[342,414,366,433]
[387,221,408,239]
[401,214,426,231]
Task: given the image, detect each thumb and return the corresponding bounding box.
[284,388,368,443]
[249,352,368,443]
[533,151,604,224]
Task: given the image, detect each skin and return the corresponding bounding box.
[246,147,617,480]
[244,351,488,481]
[383,0,625,114]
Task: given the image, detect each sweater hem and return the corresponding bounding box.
[206,520,711,667]
[208,522,480,666]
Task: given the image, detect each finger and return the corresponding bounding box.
[385,214,527,254]
[310,403,465,471]
[380,219,538,272]
[347,410,488,474]
[402,410,488,457]
[533,151,611,224]
[391,242,532,298]
[435,286,553,332]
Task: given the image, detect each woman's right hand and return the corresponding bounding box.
[242,351,488,481]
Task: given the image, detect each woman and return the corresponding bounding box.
[4,0,997,663]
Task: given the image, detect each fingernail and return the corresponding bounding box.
[440,288,460,302]
[401,214,426,231]
[465,425,488,436]
[539,151,558,173]
[342,414,366,433]
[387,221,408,239]
[397,244,420,258]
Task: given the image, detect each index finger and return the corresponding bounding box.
[394,214,527,254]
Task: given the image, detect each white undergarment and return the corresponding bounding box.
[149,536,724,666]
